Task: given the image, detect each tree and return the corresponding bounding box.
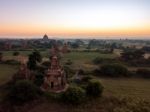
[61,86,85,104]
[32,50,42,63]
[100,64,128,77]
[0,52,3,62]
[93,57,104,65]
[34,72,44,86]
[111,43,117,49]
[88,39,98,48]
[142,46,150,52]
[136,69,150,78]
[27,50,42,70]
[13,51,20,61]
[13,51,20,56]
[70,43,79,49]
[7,80,42,105]
[86,80,104,97]
[75,39,84,45]
[121,50,145,61]
[27,54,37,70]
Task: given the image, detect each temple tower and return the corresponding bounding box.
[13,56,30,80]
[61,43,69,53]
[42,55,66,91]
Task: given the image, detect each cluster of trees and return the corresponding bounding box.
[93,63,150,78]
[27,50,42,70]
[121,50,145,61]
[87,39,123,49]
[136,69,150,78]
[93,57,117,65]
[142,46,150,53]
[0,52,2,62]
[61,79,103,104]
[6,80,42,105]
[120,49,150,66]
[97,64,128,77]
[69,39,84,49]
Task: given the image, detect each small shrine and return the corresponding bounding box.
[13,56,31,80]
[22,40,28,49]
[4,42,12,50]
[17,63,30,79]
[61,43,70,53]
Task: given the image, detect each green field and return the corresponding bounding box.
[0,64,18,85]
[0,51,150,112]
[100,78,150,100]
[62,52,117,70]
[2,50,49,57]
[28,78,150,112]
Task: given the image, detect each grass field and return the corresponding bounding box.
[0,51,150,112]
[0,64,18,85]
[27,78,150,112]
[100,78,150,100]
[2,50,49,57]
[62,52,117,70]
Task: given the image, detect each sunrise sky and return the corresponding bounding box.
[0,0,150,38]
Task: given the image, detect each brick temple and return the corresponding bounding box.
[13,56,31,80]
[42,47,67,92]
[61,43,70,53]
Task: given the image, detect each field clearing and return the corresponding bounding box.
[0,64,18,85]
[28,78,150,112]
[63,52,117,60]
[62,52,117,70]
[100,78,150,100]
[0,54,150,111]
[2,50,49,57]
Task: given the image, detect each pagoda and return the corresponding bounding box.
[61,43,69,53]
[4,42,12,50]
[13,56,30,80]
[42,47,67,92]
[43,34,49,40]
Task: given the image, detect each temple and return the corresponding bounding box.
[61,43,70,53]
[4,42,12,50]
[42,47,67,92]
[13,57,31,80]
[17,63,30,79]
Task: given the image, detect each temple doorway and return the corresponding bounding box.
[51,82,54,88]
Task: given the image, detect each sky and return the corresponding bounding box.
[0,0,150,38]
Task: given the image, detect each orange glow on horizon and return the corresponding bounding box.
[0,24,149,38]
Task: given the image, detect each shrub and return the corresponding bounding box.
[78,69,85,75]
[3,59,20,65]
[136,69,150,78]
[64,66,75,78]
[100,64,128,77]
[34,73,44,86]
[13,51,20,56]
[7,80,42,105]
[42,61,51,67]
[86,80,104,97]
[93,57,117,65]
[65,59,73,65]
[61,86,85,104]
[81,75,93,83]
[93,57,104,64]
